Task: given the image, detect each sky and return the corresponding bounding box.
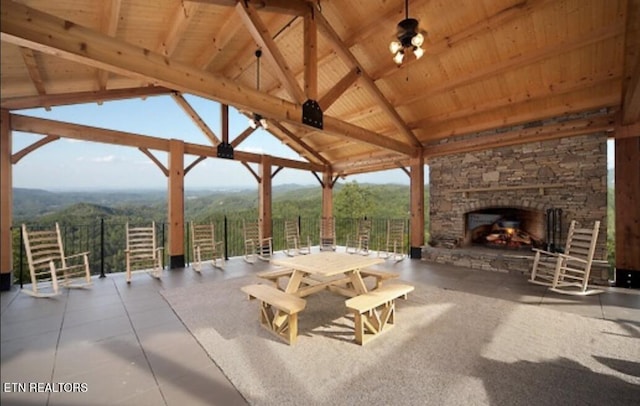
[11,94,614,191]
[11,94,413,190]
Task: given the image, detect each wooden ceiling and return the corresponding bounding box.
[1,0,639,177]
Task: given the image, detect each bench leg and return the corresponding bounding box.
[351,301,396,345]
[258,301,298,345]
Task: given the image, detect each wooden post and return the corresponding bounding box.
[168,139,185,268]
[409,155,425,259]
[322,170,333,219]
[304,11,318,101]
[0,109,12,290]
[259,155,273,243]
[615,136,640,287]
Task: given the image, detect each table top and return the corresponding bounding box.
[271,252,383,277]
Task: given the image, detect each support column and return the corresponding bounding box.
[615,136,640,288]
[409,155,425,259]
[0,110,12,290]
[168,139,185,268]
[322,170,333,219]
[259,155,273,243]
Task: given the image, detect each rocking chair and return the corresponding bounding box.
[125,222,163,283]
[378,219,407,261]
[319,217,336,251]
[190,222,225,272]
[283,220,311,256]
[345,218,372,255]
[21,223,92,298]
[243,220,273,263]
[529,220,603,295]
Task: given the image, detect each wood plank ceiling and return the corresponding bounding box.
[1,0,639,177]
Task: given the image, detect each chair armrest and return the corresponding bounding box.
[65,252,90,260]
[531,248,558,257]
[556,253,588,263]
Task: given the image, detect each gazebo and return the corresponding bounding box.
[1,0,639,290]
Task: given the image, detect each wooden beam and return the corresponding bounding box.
[409,155,425,258]
[259,155,273,240]
[156,1,199,57]
[615,121,640,139]
[11,113,324,171]
[622,48,640,125]
[221,103,229,144]
[184,155,207,175]
[168,139,185,267]
[97,0,122,91]
[11,134,60,164]
[0,86,173,110]
[319,68,360,111]
[235,1,306,103]
[0,110,12,285]
[615,136,640,273]
[171,92,221,145]
[314,11,420,147]
[19,47,47,99]
[268,120,329,165]
[191,0,312,15]
[303,10,317,100]
[139,147,169,176]
[0,0,414,156]
[193,8,239,70]
[231,126,256,148]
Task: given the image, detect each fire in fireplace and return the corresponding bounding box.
[465,208,546,250]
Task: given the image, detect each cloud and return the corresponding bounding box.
[76,155,117,163]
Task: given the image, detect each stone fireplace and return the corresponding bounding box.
[424,133,609,284]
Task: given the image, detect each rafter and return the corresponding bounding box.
[235,1,306,103]
[96,0,122,91]
[193,8,240,70]
[170,92,221,145]
[0,87,172,110]
[19,47,48,110]
[315,10,420,148]
[0,0,414,156]
[156,1,200,57]
[190,0,312,15]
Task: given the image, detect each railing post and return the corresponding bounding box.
[99,218,106,278]
[19,226,24,288]
[224,216,229,260]
[185,221,190,266]
[161,223,166,268]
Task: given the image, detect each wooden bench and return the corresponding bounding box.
[345,283,414,345]
[359,269,400,289]
[241,284,307,345]
[256,268,294,290]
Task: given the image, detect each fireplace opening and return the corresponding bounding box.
[464,208,546,251]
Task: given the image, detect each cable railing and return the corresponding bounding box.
[12,217,412,286]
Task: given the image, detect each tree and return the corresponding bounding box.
[334,181,374,219]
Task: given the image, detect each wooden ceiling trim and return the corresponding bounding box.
[235,1,306,103]
[315,10,421,148]
[421,91,620,143]
[0,0,414,155]
[96,0,122,91]
[423,114,615,158]
[0,86,173,110]
[410,72,623,129]
[170,92,221,145]
[398,19,626,108]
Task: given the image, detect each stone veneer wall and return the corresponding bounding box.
[427,133,609,282]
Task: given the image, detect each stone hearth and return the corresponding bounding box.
[425,133,609,284]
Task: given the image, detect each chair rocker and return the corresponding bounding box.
[378,219,407,261]
[529,220,603,295]
[125,222,163,283]
[243,220,273,263]
[346,218,372,255]
[21,223,92,298]
[283,220,311,256]
[319,217,336,251]
[190,222,225,272]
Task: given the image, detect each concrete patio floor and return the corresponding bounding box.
[1,252,639,405]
